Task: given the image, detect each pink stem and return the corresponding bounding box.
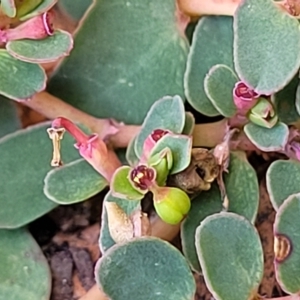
[177,0,241,16]
[100,149,122,182]
[22,92,140,147]
[24,93,262,153]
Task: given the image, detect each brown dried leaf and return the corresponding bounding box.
[168,148,219,194]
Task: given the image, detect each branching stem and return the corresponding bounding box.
[23,92,226,148]
[23,92,262,153]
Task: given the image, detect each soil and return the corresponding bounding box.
[29,193,104,300]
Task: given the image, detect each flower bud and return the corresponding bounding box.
[233,81,259,115]
[248,98,278,128]
[140,129,170,163]
[0,12,54,43]
[152,186,191,224]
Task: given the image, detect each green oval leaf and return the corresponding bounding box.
[266,159,300,210]
[271,74,300,125]
[0,228,51,299]
[225,151,259,223]
[134,95,185,157]
[20,0,57,20]
[196,212,263,300]
[182,112,195,136]
[204,64,237,117]
[15,0,42,18]
[96,237,196,300]
[126,137,140,167]
[48,0,188,125]
[44,158,107,204]
[244,122,289,152]
[273,75,300,124]
[149,134,192,174]
[99,192,140,253]
[125,136,140,167]
[274,193,300,294]
[1,0,16,17]
[0,50,46,101]
[59,0,92,20]
[7,30,73,63]
[0,122,80,228]
[185,16,234,116]
[181,184,223,273]
[0,97,21,138]
[111,166,144,200]
[234,0,300,94]
[293,79,300,118]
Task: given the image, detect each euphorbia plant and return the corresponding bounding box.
[2,0,300,300]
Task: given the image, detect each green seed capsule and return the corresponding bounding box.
[152,186,191,225]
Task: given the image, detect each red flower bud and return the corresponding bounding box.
[151,129,169,142]
[233,81,260,115]
[140,129,170,163]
